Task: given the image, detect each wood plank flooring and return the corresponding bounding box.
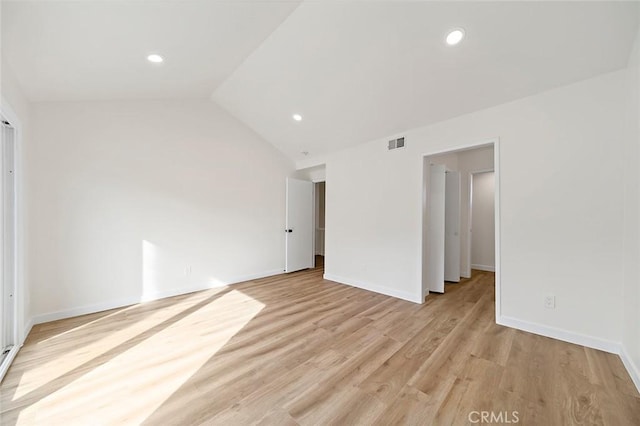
[1,259,639,425]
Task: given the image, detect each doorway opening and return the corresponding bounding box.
[421,140,499,315]
[285,164,326,273]
[314,181,325,269]
[284,164,326,273]
[0,113,18,381]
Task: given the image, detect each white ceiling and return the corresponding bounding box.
[2,1,638,163]
[1,0,301,101]
[212,1,639,162]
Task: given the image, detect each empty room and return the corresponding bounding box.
[1,1,639,425]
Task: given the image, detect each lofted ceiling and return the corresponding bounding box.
[213,1,639,163]
[2,1,639,164]
[1,0,301,101]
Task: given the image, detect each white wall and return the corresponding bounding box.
[325,68,629,348]
[294,164,326,182]
[29,99,293,321]
[458,147,494,276]
[471,172,495,271]
[622,28,640,390]
[427,152,458,170]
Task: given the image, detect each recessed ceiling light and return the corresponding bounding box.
[446,29,465,46]
[147,54,164,63]
[292,114,302,121]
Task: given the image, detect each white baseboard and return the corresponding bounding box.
[32,296,144,325]
[323,273,422,304]
[498,315,640,392]
[219,269,283,285]
[497,315,620,354]
[32,269,283,325]
[471,264,495,272]
[620,345,640,394]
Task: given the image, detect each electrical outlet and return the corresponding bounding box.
[184,266,192,276]
[544,295,555,309]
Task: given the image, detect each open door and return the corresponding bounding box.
[445,171,461,282]
[285,178,313,272]
[0,117,15,376]
[427,164,445,293]
[0,122,4,358]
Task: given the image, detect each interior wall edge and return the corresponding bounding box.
[21,319,33,345]
[323,273,423,304]
[620,343,640,394]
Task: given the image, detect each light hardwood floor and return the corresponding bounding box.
[1,259,639,425]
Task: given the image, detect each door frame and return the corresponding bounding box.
[312,181,326,268]
[421,138,501,321]
[0,97,23,382]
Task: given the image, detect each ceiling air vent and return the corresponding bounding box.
[388,137,406,150]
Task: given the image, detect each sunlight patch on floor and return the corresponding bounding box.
[14,290,263,424]
[11,291,211,401]
[37,308,132,344]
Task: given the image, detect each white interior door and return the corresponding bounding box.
[445,171,461,282]
[0,116,17,381]
[285,178,313,272]
[0,123,4,354]
[427,164,445,293]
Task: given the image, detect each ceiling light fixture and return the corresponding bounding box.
[147,54,164,63]
[446,29,465,46]
[292,114,302,121]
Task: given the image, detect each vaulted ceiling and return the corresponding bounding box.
[1,0,302,101]
[3,1,639,164]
